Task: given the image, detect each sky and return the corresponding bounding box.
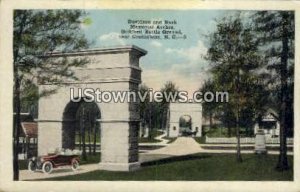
[83,10,230,95]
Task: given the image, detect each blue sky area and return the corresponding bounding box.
[83,10,231,94]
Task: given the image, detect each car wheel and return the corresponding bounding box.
[71,159,79,171]
[28,161,37,172]
[42,161,53,174]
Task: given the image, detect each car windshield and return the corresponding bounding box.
[47,148,82,156]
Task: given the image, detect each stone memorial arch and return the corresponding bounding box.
[168,102,202,137]
[37,45,147,171]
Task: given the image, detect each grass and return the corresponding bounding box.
[40,153,293,181]
[80,153,101,165]
[204,126,231,137]
[19,160,28,170]
[138,137,161,143]
[194,136,206,144]
[138,129,164,143]
[203,126,254,138]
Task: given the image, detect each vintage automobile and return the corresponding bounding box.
[181,129,197,137]
[28,149,82,174]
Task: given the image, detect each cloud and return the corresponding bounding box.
[165,40,206,62]
[150,40,162,48]
[142,68,205,97]
[142,40,209,95]
[99,32,126,46]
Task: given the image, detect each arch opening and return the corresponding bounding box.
[179,115,192,136]
[62,98,101,162]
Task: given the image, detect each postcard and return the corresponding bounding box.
[0,0,299,191]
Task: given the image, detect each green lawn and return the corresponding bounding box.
[194,136,206,144]
[203,126,256,138]
[19,160,28,170]
[80,153,101,165]
[204,126,231,137]
[138,129,164,143]
[40,153,293,181]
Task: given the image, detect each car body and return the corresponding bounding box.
[28,150,81,174]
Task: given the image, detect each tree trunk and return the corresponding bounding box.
[78,122,82,150]
[209,112,213,129]
[276,14,289,171]
[149,106,152,139]
[81,108,87,161]
[26,137,30,158]
[236,67,242,162]
[13,75,21,180]
[161,108,165,129]
[88,111,92,155]
[93,121,97,155]
[227,123,231,137]
[13,12,27,181]
[236,108,242,162]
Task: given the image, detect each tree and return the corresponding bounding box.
[138,81,179,139]
[160,81,179,129]
[13,10,89,180]
[75,101,100,159]
[253,11,294,170]
[206,13,265,162]
[199,79,219,130]
[139,84,150,136]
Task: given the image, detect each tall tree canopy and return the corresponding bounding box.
[13,10,90,180]
[138,81,179,138]
[253,11,294,171]
[205,13,267,162]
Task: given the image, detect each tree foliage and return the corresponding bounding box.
[13,10,90,180]
[138,81,179,138]
[205,13,268,162]
[253,11,294,171]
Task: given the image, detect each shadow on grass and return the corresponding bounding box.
[141,154,212,167]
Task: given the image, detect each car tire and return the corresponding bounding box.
[28,161,37,172]
[42,161,53,174]
[71,159,79,171]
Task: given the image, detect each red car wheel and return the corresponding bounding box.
[42,161,53,174]
[71,159,79,171]
[28,161,37,172]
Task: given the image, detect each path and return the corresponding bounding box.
[139,129,169,146]
[144,137,294,156]
[145,137,202,156]
[20,163,99,181]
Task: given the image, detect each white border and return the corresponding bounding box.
[0,0,299,191]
